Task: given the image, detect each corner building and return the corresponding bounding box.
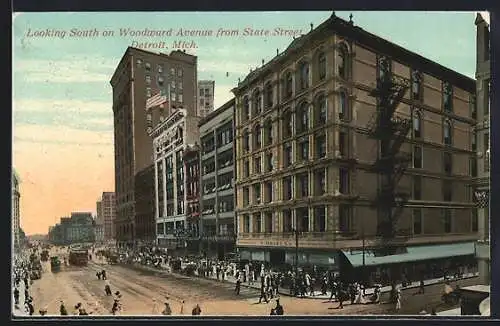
[233,14,478,283]
[110,47,197,247]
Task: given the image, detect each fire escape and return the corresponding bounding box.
[367,56,411,256]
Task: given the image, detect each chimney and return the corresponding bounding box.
[310,23,313,31]
[262,59,265,65]
[276,48,279,56]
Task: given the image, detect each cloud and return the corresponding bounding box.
[13,124,113,146]
[14,57,118,83]
[13,99,111,114]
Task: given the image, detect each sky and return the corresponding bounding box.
[12,11,479,235]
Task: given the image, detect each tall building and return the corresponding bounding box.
[153,109,200,249]
[183,144,202,253]
[199,99,236,258]
[232,13,477,283]
[100,192,116,242]
[198,80,215,117]
[110,47,197,247]
[474,13,490,285]
[12,169,21,249]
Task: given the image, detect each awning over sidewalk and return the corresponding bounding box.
[342,242,475,267]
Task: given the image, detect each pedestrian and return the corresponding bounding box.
[235,276,241,295]
[151,298,159,314]
[101,269,107,280]
[180,300,185,314]
[274,299,284,315]
[59,301,68,315]
[259,285,269,303]
[13,288,20,305]
[417,278,425,294]
[39,307,48,316]
[395,288,402,311]
[26,300,35,316]
[162,301,172,315]
[96,271,101,280]
[192,304,201,315]
[111,299,121,315]
[104,280,112,296]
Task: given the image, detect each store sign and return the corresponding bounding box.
[259,240,293,247]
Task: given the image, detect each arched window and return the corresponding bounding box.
[242,129,250,152]
[413,110,422,139]
[253,89,262,116]
[253,124,262,149]
[283,110,293,138]
[318,51,326,81]
[315,94,327,126]
[284,71,293,99]
[265,82,273,108]
[264,119,273,146]
[296,102,309,133]
[337,43,349,79]
[443,119,452,145]
[298,61,310,90]
[339,92,348,121]
[243,97,250,121]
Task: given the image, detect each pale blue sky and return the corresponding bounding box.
[12,11,478,234]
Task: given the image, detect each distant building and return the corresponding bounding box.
[474,13,490,285]
[199,98,236,259]
[97,192,116,242]
[198,80,215,118]
[66,212,95,243]
[94,223,105,243]
[110,47,198,247]
[12,169,21,249]
[153,109,200,249]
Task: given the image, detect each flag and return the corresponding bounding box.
[146,89,168,110]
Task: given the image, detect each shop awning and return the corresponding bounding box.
[342,242,475,267]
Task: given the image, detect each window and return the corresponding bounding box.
[200,88,204,96]
[171,80,176,90]
[146,87,152,98]
[265,82,273,108]
[158,76,164,86]
[243,188,250,207]
[484,80,490,116]
[315,94,327,126]
[413,176,422,200]
[442,180,452,201]
[157,64,163,73]
[339,130,347,157]
[243,215,250,233]
[264,212,273,232]
[314,168,326,196]
[299,138,309,161]
[264,182,273,203]
[298,173,309,197]
[484,133,490,172]
[472,132,477,151]
[178,81,183,90]
[470,94,477,119]
[283,110,293,138]
[136,58,143,66]
[298,61,310,90]
[266,152,273,172]
[443,120,452,145]
[283,176,292,200]
[283,210,292,232]
[318,51,326,81]
[178,94,183,103]
[413,209,422,235]
[264,119,273,146]
[339,204,352,232]
[413,145,423,168]
[413,110,422,138]
[145,62,151,71]
[377,56,390,82]
[253,183,261,204]
[337,44,349,79]
[315,133,326,159]
[145,75,151,85]
[443,152,453,175]
[253,156,261,174]
[243,97,250,121]
[253,89,262,116]
[177,68,183,77]
[170,67,175,75]
[171,92,176,102]
[283,143,292,167]
[284,71,293,99]
[470,157,478,177]
[243,160,250,178]
[253,124,262,149]
[443,82,453,113]
[411,70,422,101]
[242,130,250,152]
[296,103,309,133]
[339,92,348,121]
[443,210,452,233]
[297,207,309,232]
[472,210,478,232]
[339,168,349,194]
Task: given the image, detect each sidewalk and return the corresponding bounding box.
[12,279,28,316]
[126,262,478,300]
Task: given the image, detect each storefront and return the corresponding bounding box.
[339,242,477,285]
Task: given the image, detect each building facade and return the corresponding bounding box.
[12,169,21,249]
[97,192,117,243]
[232,14,477,282]
[183,144,202,252]
[199,99,236,259]
[153,109,200,249]
[110,47,197,247]
[474,13,490,285]
[67,212,95,243]
[198,80,215,118]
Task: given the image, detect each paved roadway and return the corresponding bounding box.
[17,253,480,316]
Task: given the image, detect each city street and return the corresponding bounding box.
[18,252,479,316]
